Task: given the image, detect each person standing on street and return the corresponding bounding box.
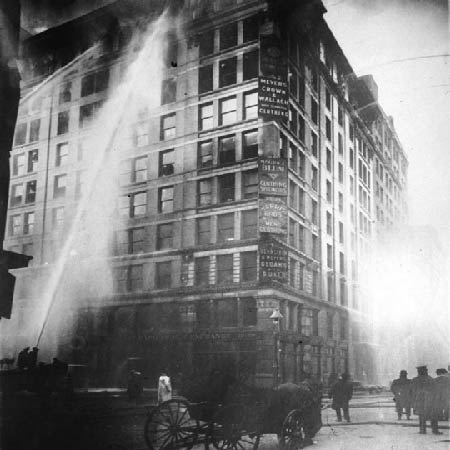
[391,370,412,420]
[430,368,450,426]
[158,371,172,404]
[329,373,353,422]
[411,365,436,434]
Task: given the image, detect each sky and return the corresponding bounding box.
[322,0,450,251]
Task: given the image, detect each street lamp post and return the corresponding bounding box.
[270,308,283,386]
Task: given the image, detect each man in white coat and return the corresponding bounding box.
[158,371,172,403]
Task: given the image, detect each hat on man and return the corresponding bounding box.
[436,368,448,375]
[400,370,407,375]
[416,365,428,375]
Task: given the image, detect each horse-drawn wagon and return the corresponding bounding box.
[144,372,322,450]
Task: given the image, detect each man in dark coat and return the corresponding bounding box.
[329,373,353,422]
[17,347,29,370]
[391,370,412,420]
[430,368,450,425]
[410,365,436,434]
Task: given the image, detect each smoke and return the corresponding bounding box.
[0,9,184,363]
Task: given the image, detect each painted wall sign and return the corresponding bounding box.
[259,197,288,235]
[259,158,288,196]
[259,34,288,121]
[259,240,289,284]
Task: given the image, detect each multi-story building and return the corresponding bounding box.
[3,0,408,387]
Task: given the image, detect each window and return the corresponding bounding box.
[199,102,213,131]
[289,257,297,288]
[290,73,298,99]
[298,224,305,252]
[55,143,69,166]
[311,199,318,225]
[10,184,23,206]
[241,251,257,282]
[59,81,72,104]
[338,162,343,183]
[289,105,297,135]
[25,180,37,203]
[217,298,238,327]
[217,254,233,284]
[299,262,304,290]
[311,131,318,157]
[158,186,174,213]
[338,133,343,155]
[326,148,332,171]
[198,141,213,168]
[289,144,298,171]
[219,135,236,165]
[119,192,147,218]
[23,212,35,235]
[155,261,172,289]
[242,130,258,159]
[338,107,344,127]
[243,15,259,42]
[312,271,319,296]
[298,188,305,214]
[114,267,128,293]
[241,209,257,239]
[217,213,234,242]
[52,206,64,229]
[326,117,332,141]
[196,217,211,245]
[199,29,214,57]
[129,265,144,291]
[327,244,333,268]
[298,151,306,178]
[219,22,238,50]
[349,148,354,169]
[243,297,257,326]
[311,69,319,92]
[289,218,296,247]
[311,166,318,191]
[10,215,22,236]
[156,223,174,250]
[339,251,345,274]
[199,65,213,94]
[195,257,210,285]
[244,90,258,120]
[81,69,109,96]
[325,89,331,110]
[327,313,334,338]
[57,111,69,135]
[301,309,313,336]
[298,114,305,142]
[218,173,235,203]
[28,150,38,172]
[219,57,237,87]
[12,154,25,176]
[14,123,27,146]
[339,222,344,243]
[243,50,258,81]
[326,212,332,235]
[219,96,237,125]
[312,310,319,335]
[326,180,332,203]
[311,98,318,125]
[54,174,66,198]
[340,315,348,339]
[133,122,149,147]
[338,192,343,213]
[120,157,147,185]
[161,78,176,104]
[29,119,40,142]
[198,179,212,206]
[79,101,102,128]
[312,234,319,260]
[160,113,176,140]
[289,180,296,208]
[118,227,145,254]
[159,150,174,176]
[242,170,258,199]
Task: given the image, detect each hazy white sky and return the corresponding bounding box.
[322,0,450,249]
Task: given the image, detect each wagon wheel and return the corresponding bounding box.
[211,404,260,450]
[144,399,199,450]
[279,410,305,450]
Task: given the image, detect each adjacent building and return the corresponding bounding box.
[3,0,408,387]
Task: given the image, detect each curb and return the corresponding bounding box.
[324,420,450,430]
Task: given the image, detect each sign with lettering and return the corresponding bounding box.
[259,158,288,196]
[259,34,288,121]
[259,240,288,284]
[259,197,288,235]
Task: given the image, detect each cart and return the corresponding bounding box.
[144,375,321,450]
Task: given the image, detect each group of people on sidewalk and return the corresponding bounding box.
[391,365,450,434]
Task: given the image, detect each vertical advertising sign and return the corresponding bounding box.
[259,240,289,284]
[258,157,288,196]
[258,32,289,121]
[259,197,288,235]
